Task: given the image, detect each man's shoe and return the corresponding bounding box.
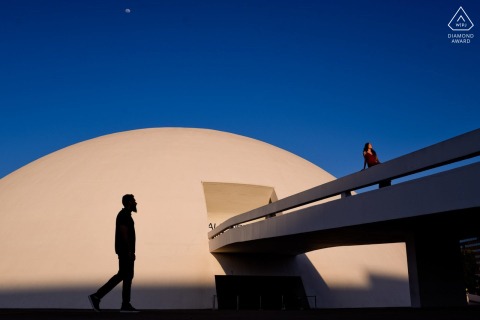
[88,294,101,312]
[120,303,140,313]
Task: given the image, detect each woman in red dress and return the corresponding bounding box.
[363,142,390,187]
[363,142,380,169]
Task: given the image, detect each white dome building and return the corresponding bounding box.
[0,128,410,309]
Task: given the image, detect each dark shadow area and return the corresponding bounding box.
[0,265,411,310]
[215,275,308,310]
[212,249,411,309]
[0,285,217,310]
[1,307,480,320]
[212,252,331,309]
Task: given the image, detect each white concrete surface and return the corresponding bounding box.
[0,128,410,309]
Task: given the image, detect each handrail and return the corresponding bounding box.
[208,128,480,240]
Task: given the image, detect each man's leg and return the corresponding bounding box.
[95,272,123,299]
[119,255,135,304]
[119,255,138,312]
[89,257,124,311]
[89,271,122,312]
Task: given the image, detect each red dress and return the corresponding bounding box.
[364,152,379,167]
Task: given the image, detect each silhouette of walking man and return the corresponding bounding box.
[88,194,139,313]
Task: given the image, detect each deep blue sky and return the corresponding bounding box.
[1,0,479,179]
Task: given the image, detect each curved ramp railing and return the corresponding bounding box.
[208,128,480,240]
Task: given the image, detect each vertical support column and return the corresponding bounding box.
[406,233,421,307]
[406,231,467,307]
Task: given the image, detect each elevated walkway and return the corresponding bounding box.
[208,128,480,308]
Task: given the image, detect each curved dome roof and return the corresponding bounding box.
[0,128,408,309]
[0,128,335,307]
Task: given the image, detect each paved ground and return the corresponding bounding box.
[1,307,480,320]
